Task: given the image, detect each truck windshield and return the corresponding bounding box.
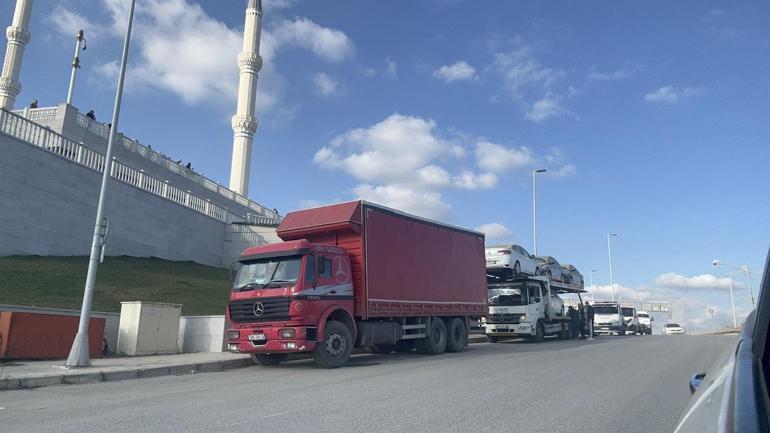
[621,307,634,316]
[488,285,528,306]
[593,306,619,314]
[233,256,302,291]
[638,313,649,318]
[486,268,515,284]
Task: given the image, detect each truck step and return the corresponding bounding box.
[402,324,427,330]
[401,333,426,340]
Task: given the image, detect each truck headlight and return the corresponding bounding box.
[520,314,527,321]
[280,328,296,339]
[227,330,240,340]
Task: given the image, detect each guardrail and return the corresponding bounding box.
[0,108,281,226]
[15,106,278,220]
[690,326,742,336]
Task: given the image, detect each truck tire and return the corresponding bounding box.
[487,336,499,343]
[251,353,288,366]
[312,320,353,368]
[532,321,545,343]
[445,317,467,352]
[417,318,447,354]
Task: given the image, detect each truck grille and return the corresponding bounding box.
[486,314,521,324]
[228,297,291,323]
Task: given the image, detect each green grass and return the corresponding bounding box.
[0,256,231,315]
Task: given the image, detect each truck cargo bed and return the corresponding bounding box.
[277,201,487,319]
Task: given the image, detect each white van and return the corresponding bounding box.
[593,302,626,335]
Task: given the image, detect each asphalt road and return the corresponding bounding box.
[1,335,734,433]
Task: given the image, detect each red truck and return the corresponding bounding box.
[225,200,486,368]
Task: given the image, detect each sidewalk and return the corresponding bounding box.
[0,334,489,391]
[0,352,251,391]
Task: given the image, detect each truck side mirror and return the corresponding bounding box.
[230,262,240,285]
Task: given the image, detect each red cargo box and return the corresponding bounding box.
[0,311,104,360]
[277,201,487,319]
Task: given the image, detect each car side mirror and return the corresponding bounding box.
[689,372,706,394]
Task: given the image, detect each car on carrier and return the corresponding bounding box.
[535,256,564,282]
[485,244,538,277]
[561,264,584,288]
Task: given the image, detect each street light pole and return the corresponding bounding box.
[65,0,136,368]
[531,169,546,256]
[727,273,737,327]
[607,233,617,302]
[713,259,755,308]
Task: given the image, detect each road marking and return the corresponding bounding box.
[262,409,298,419]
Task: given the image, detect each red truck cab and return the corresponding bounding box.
[227,239,356,367]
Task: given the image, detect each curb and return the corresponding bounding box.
[1,337,489,392]
[0,357,253,392]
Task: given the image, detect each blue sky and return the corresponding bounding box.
[3,0,768,329]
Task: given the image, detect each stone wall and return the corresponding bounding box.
[0,132,227,266]
[223,223,281,266]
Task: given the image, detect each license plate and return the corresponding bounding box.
[486,260,497,264]
[248,333,267,342]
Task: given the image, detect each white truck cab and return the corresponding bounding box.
[621,306,641,335]
[636,310,653,335]
[593,302,627,336]
[485,268,585,343]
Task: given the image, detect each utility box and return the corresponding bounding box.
[117,302,182,356]
[0,311,104,360]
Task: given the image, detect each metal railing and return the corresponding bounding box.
[14,106,278,220]
[0,108,280,226]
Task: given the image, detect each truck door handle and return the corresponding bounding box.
[330,290,337,294]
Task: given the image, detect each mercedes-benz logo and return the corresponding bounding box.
[253,302,265,317]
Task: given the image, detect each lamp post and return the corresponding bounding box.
[589,268,597,302]
[65,0,136,368]
[726,273,737,327]
[713,259,755,308]
[607,233,617,302]
[531,169,546,256]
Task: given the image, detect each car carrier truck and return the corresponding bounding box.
[484,267,586,342]
[225,201,487,368]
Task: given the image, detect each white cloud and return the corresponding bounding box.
[48,6,107,42]
[550,164,576,177]
[453,171,498,189]
[654,272,738,291]
[312,72,341,97]
[271,17,354,63]
[55,0,353,117]
[525,93,566,123]
[384,58,398,80]
[354,184,451,220]
[587,65,636,81]
[476,223,513,241]
[474,140,534,173]
[491,40,565,102]
[644,86,702,104]
[433,61,477,83]
[262,0,298,11]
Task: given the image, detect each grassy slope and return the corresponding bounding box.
[0,256,231,315]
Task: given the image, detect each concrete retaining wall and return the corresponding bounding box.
[177,315,226,353]
[224,223,281,266]
[0,133,227,266]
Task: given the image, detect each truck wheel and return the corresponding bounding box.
[532,321,545,343]
[251,353,288,366]
[312,320,352,368]
[487,336,499,343]
[417,318,447,354]
[445,317,467,352]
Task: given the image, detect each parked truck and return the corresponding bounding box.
[225,201,487,368]
[484,268,586,342]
